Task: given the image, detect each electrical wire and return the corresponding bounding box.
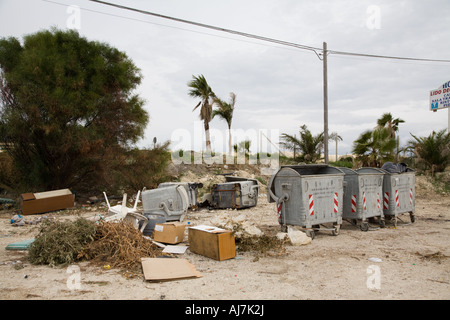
[87,0,323,54]
[88,0,450,64]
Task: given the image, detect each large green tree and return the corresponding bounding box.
[0,29,148,193]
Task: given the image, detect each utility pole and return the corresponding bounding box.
[323,42,329,164]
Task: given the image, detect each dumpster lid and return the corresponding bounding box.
[338,167,357,175]
[355,167,385,175]
[279,164,345,176]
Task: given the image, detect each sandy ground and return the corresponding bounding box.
[0,175,449,301]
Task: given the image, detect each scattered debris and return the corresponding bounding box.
[20,188,75,215]
[141,257,202,282]
[285,226,312,246]
[10,214,54,226]
[188,225,236,261]
[153,222,186,244]
[5,239,35,251]
[80,221,163,273]
[416,251,449,263]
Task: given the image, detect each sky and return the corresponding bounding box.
[0,0,449,157]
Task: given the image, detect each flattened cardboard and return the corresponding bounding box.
[162,245,188,254]
[153,222,186,244]
[21,189,75,215]
[141,258,202,281]
[188,225,236,261]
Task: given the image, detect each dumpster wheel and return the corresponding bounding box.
[305,229,315,240]
[332,224,340,236]
[360,221,369,232]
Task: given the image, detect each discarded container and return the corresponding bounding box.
[153,222,186,244]
[268,165,345,239]
[20,189,75,215]
[341,167,385,231]
[188,225,236,261]
[140,214,166,237]
[141,184,189,222]
[210,176,259,209]
[381,163,416,227]
[5,238,35,250]
[158,182,203,210]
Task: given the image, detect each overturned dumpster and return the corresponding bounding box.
[341,167,385,231]
[381,162,416,227]
[140,184,189,236]
[210,176,259,209]
[158,182,203,210]
[268,165,344,239]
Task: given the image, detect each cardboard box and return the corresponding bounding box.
[153,222,186,244]
[188,225,236,261]
[141,258,202,282]
[21,189,75,215]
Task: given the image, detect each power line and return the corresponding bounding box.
[43,0,317,56]
[328,49,450,63]
[89,0,450,64]
[88,0,323,54]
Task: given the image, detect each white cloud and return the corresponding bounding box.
[1,0,449,156]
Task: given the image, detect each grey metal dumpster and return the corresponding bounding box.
[341,167,385,231]
[141,184,189,222]
[211,176,259,209]
[268,165,345,239]
[381,164,416,227]
[158,182,203,210]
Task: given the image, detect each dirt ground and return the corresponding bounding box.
[0,171,449,301]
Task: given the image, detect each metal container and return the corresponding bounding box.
[268,165,345,239]
[141,184,189,222]
[341,167,385,231]
[211,176,259,209]
[381,166,416,227]
[140,214,166,237]
[158,182,203,210]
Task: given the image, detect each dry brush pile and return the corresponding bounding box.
[28,218,163,273]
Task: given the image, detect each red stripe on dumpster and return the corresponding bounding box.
[363,192,367,210]
[309,194,314,216]
[384,192,389,210]
[377,193,381,209]
[333,192,339,213]
[351,195,357,212]
[410,188,413,204]
[395,190,399,207]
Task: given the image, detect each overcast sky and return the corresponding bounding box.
[1,0,449,157]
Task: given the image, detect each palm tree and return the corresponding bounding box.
[188,75,216,153]
[329,132,343,162]
[212,92,236,155]
[281,125,323,163]
[377,113,405,161]
[408,129,450,176]
[377,113,405,138]
[352,127,396,167]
